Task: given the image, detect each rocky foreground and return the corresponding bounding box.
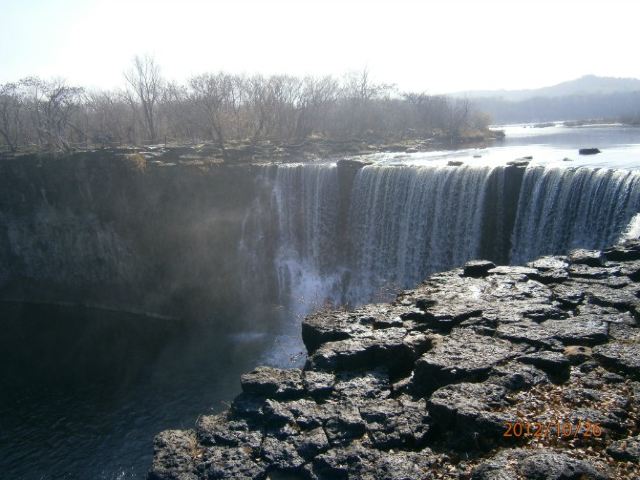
[149,242,640,479]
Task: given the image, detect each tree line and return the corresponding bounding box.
[0,55,490,156]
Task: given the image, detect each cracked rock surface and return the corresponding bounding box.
[149,242,640,479]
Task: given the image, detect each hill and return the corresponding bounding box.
[453,75,640,102]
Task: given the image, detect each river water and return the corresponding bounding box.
[1,123,639,479]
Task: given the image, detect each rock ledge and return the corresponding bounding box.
[149,242,640,479]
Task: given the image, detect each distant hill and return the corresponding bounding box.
[452,75,640,102]
[452,75,640,123]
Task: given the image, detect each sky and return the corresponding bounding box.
[1,0,639,94]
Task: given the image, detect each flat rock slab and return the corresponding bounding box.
[428,381,515,450]
[593,342,640,378]
[413,330,525,392]
[497,318,609,348]
[569,248,605,267]
[240,366,304,399]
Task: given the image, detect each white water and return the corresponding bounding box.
[347,165,496,303]
[241,125,640,351]
[510,166,640,264]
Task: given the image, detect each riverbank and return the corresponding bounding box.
[0,129,505,165]
[149,242,640,480]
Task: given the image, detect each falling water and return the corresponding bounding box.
[242,162,640,316]
[347,165,496,302]
[510,166,640,264]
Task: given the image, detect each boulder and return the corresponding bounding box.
[579,148,601,155]
[463,260,496,278]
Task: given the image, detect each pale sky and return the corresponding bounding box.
[1,0,639,94]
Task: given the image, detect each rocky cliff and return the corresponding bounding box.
[149,242,640,480]
[0,152,257,320]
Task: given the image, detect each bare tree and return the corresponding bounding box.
[20,77,84,152]
[1,64,493,155]
[189,73,243,155]
[0,82,24,152]
[124,55,163,144]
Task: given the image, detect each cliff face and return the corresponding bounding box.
[149,242,640,480]
[0,153,257,320]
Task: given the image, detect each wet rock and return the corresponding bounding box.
[579,147,601,155]
[413,330,525,393]
[241,367,304,399]
[506,159,530,167]
[464,260,496,278]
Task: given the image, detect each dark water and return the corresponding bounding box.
[0,303,290,479]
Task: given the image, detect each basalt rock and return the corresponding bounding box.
[149,244,640,480]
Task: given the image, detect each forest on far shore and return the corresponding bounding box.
[0,55,491,156]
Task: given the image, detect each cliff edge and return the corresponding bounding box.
[149,242,640,479]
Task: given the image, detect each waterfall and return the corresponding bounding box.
[242,162,640,317]
[346,165,497,303]
[510,166,640,264]
[241,163,344,316]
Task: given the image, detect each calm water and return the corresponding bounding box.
[365,123,640,169]
[1,124,639,479]
[0,303,299,479]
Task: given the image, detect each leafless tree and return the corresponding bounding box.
[124,55,163,144]
[0,59,492,155]
[0,82,24,152]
